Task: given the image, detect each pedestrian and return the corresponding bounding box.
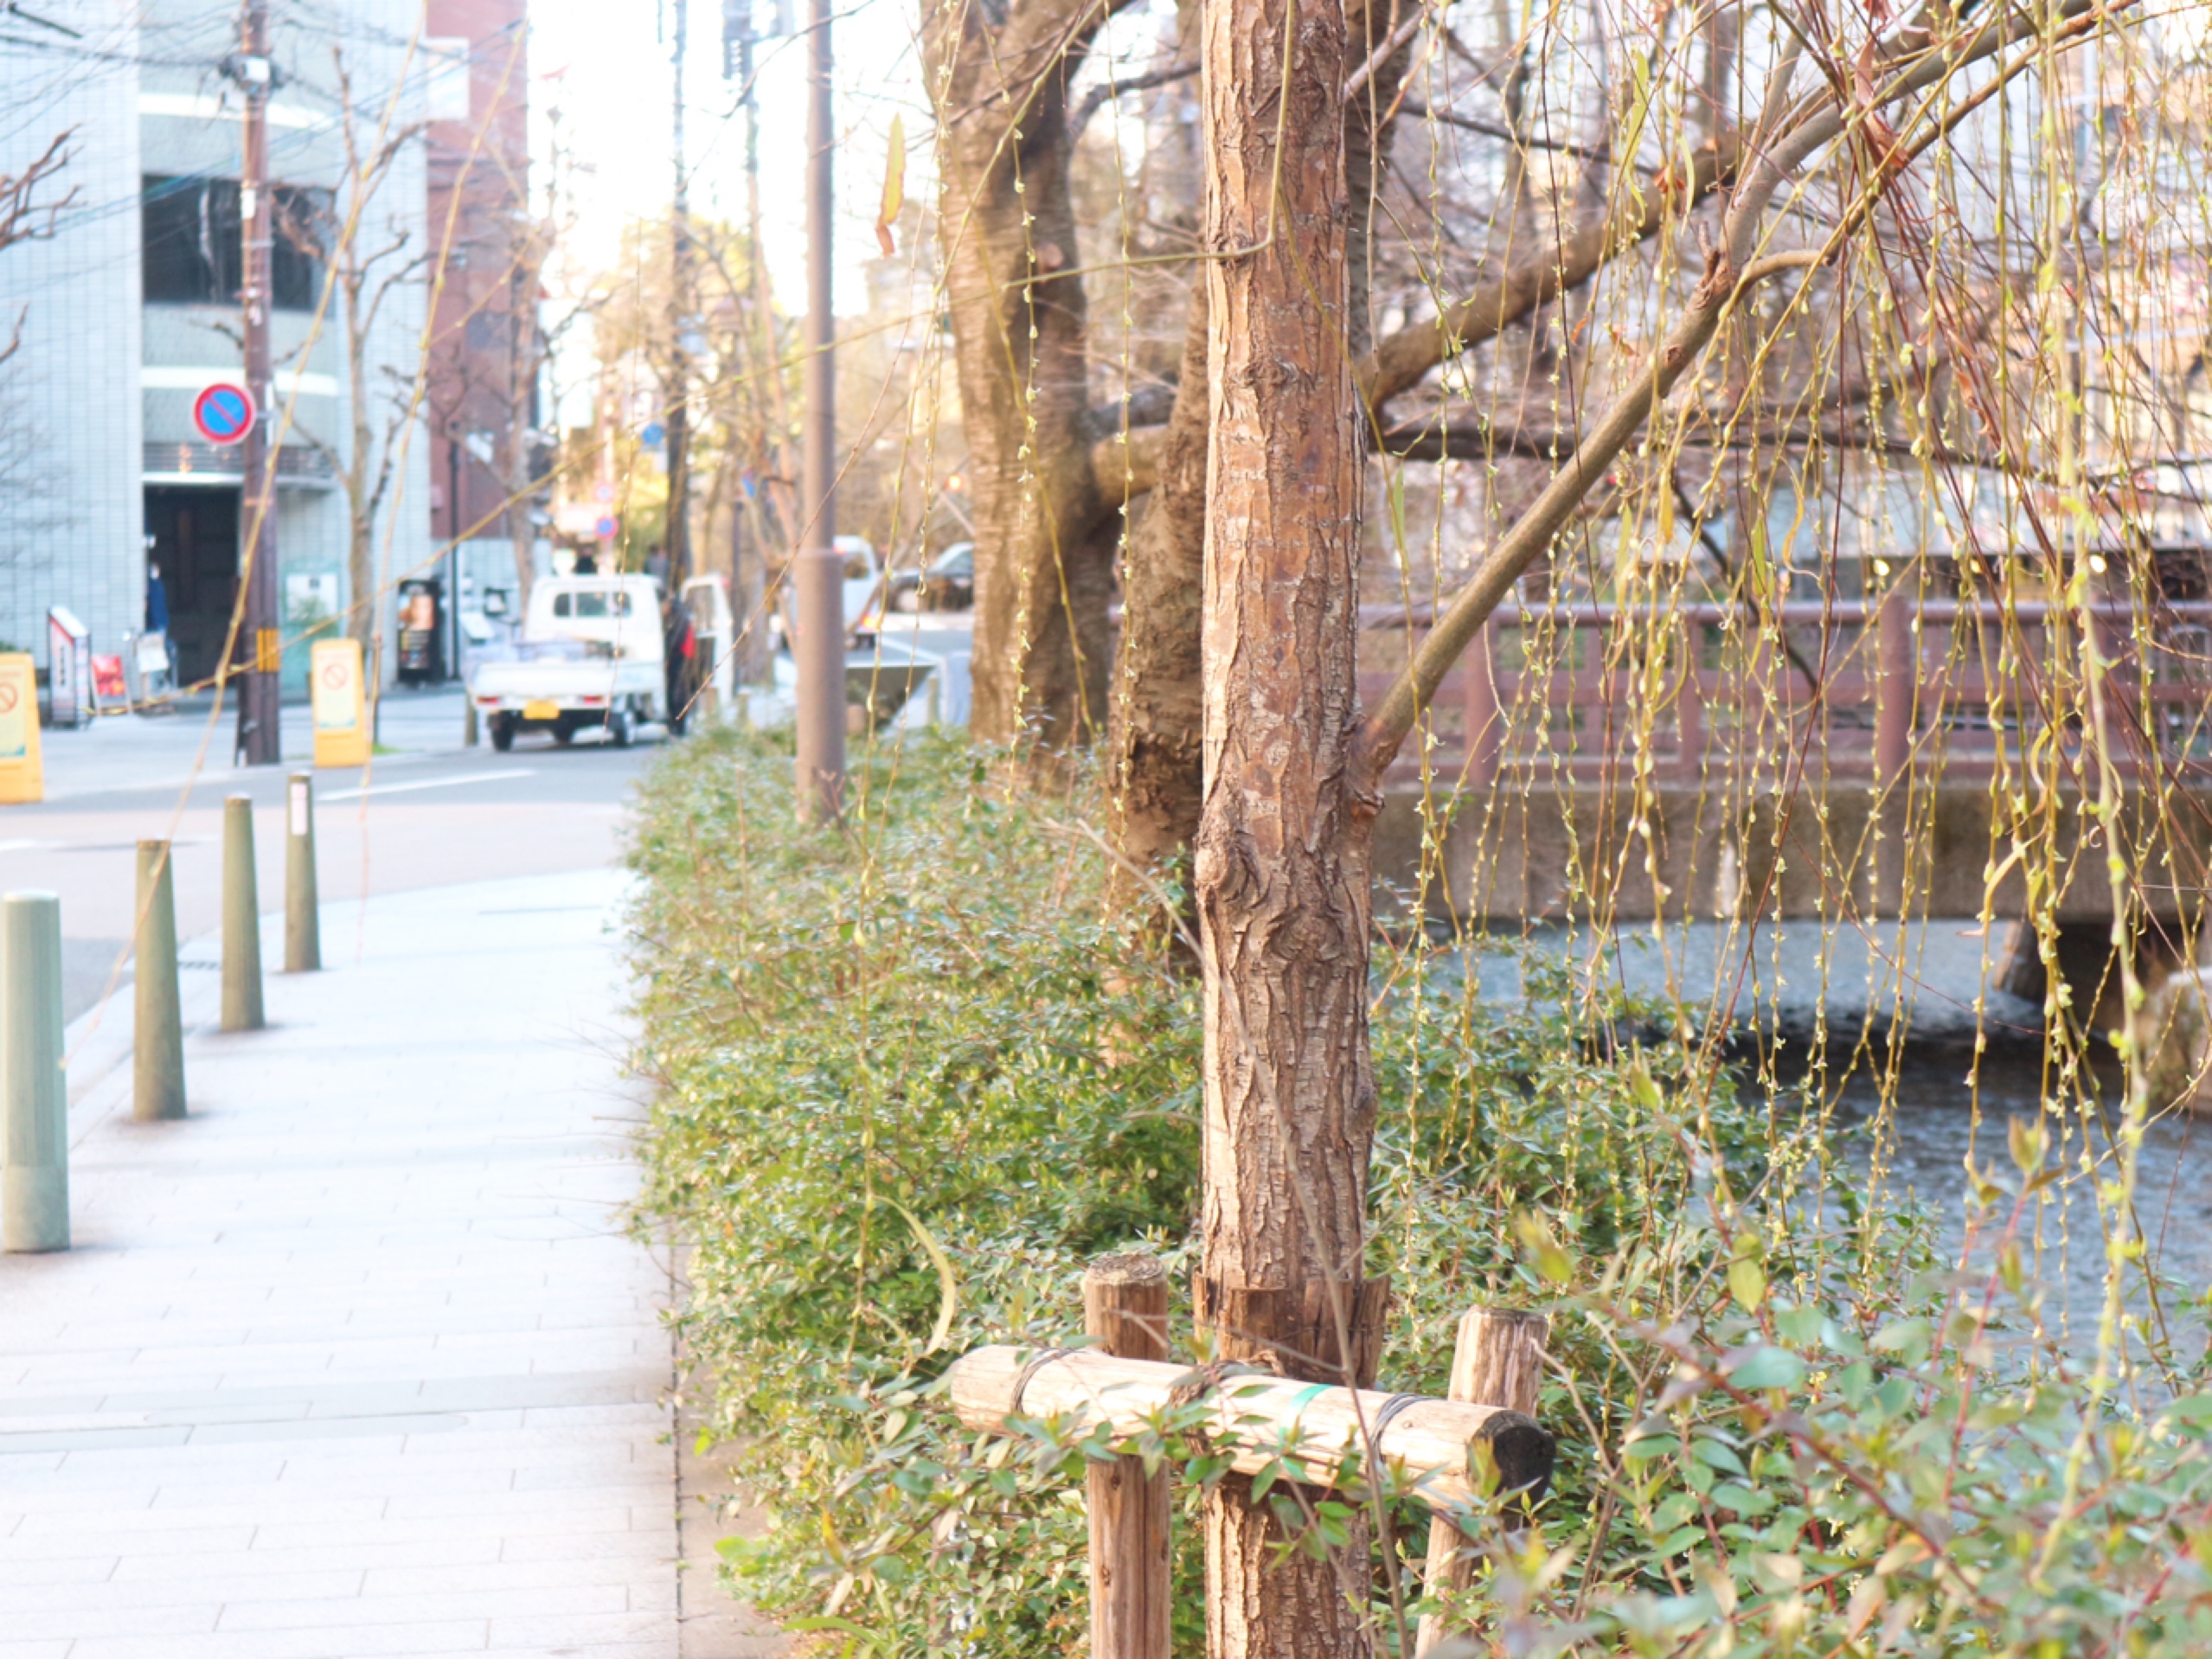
[144,562,170,636]
[662,587,696,737]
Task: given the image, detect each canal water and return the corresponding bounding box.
[1467,919,2212,1344]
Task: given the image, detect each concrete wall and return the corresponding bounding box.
[1376,781,2212,925]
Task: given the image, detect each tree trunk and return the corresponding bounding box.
[1109,10,1407,910]
[1106,280,1209,918]
[1196,0,1382,1649]
[926,0,1125,748]
[345,301,377,647]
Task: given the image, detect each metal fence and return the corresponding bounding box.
[1360,596,2212,790]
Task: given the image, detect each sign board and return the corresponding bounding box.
[46,607,90,728]
[285,571,340,628]
[192,382,255,446]
[310,637,370,768]
[0,652,42,803]
[595,516,618,540]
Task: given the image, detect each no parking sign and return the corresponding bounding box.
[193,383,255,446]
[311,638,369,768]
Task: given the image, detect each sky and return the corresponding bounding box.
[525,0,932,424]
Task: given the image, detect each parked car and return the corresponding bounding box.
[888,542,975,613]
[771,535,887,650]
[682,573,736,713]
[839,535,887,642]
[467,574,666,749]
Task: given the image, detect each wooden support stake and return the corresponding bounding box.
[1083,1253,1171,1659]
[1414,1306,1549,1657]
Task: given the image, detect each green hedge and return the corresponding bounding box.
[630,728,2212,1656]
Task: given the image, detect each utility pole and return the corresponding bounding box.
[234,0,280,765]
[721,0,783,691]
[665,0,692,592]
[793,0,843,817]
[446,433,464,681]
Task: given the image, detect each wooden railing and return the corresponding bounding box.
[947,1257,1554,1659]
[1358,597,2212,788]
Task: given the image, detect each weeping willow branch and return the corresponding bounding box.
[1350,0,2126,797]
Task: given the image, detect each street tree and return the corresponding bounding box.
[288,51,425,648]
[1193,0,2144,1647]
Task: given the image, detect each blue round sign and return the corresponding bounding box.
[194,382,255,446]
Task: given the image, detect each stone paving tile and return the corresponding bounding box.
[499,1528,675,1564]
[488,1612,679,1646]
[362,1557,660,1597]
[215,1584,631,1631]
[0,873,779,1657]
[0,1552,119,1585]
[2,1525,260,1560]
[1,1571,366,1613]
[67,1620,491,1659]
[111,1540,503,1580]
[3,1605,223,1641]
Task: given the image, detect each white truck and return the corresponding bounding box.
[468,574,666,750]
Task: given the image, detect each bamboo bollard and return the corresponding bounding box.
[1083,1254,1172,1659]
[285,773,320,973]
[133,841,186,1121]
[221,795,265,1032]
[1414,1307,1550,1657]
[2,891,69,1252]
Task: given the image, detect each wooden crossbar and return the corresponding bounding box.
[946,1345,1555,1506]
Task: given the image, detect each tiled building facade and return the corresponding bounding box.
[425,0,539,614]
[0,0,433,695]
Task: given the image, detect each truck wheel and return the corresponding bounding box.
[607,709,634,748]
[490,714,516,753]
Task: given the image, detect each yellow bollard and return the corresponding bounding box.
[0,652,42,804]
[311,638,370,768]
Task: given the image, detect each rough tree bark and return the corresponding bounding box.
[1196,0,1384,1648]
[1108,1,1414,917]
[924,0,1132,747]
[1106,280,1210,906]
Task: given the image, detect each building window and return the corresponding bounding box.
[142,176,331,311]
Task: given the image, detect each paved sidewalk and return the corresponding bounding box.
[0,871,778,1658]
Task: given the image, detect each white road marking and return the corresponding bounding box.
[319,769,535,802]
